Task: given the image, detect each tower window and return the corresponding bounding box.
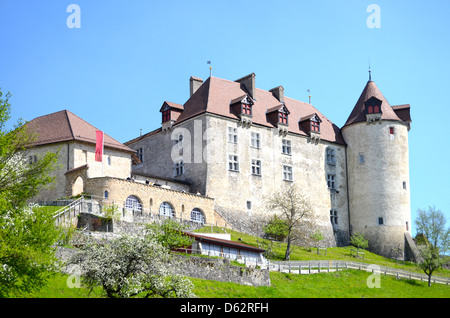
[330,210,338,225]
[389,127,395,135]
[403,181,407,189]
[326,147,336,165]
[137,148,143,162]
[246,201,252,210]
[358,153,365,165]
[174,160,184,176]
[327,174,336,189]
[378,217,384,225]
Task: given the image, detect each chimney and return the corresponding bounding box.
[269,86,284,103]
[235,73,256,99]
[190,76,203,96]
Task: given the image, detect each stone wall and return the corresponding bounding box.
[175,255,271,287]
[84,176,228,228]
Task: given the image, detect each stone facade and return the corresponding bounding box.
[126,113,349,247]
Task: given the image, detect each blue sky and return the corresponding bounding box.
[1,0,449,234]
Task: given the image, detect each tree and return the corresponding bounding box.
[0,89,60,297]
[146,218,194,252]
[263,214,289,242]
[350,232,369,256]
[265,184,316,260]
[310,229,324,254]
[415,206,449,287]
[72,234,196,298]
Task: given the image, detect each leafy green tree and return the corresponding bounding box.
[146,218,194,252]
[263,214,289,242]
[310,229,324,254]
[415,206,449,286]
[0,89,60,297]
[350,232,369,255]
[72,234,196,298]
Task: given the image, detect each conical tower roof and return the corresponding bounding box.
[343,80,402,128]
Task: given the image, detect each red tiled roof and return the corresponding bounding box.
[26,110,135,153]
[176,76,345,145]
[343,80,404,127]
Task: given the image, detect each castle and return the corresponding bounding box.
[26,72,414,260]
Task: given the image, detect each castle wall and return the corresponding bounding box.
[342,120,411,259]
[203,114,349,246]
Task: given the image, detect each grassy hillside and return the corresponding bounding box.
[195,226,450,277]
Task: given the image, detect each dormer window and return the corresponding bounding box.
[279,110,288,125]
[299,113,321,143]
[230,94,253,127]
[365,96,382,123]
[242,101,252,116]
[162,109,171,123]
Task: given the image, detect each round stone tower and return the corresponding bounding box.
[341,77,412,259]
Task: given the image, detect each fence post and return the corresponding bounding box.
[309,261,311,274]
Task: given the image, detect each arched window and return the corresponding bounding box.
[104,190,109,199]
[159,202,175,217]
[191,208,205,224]
[125,195,142,212]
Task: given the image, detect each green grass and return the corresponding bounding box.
[16,225,449,298]
[192,270,450,298]
[195,226,450,277]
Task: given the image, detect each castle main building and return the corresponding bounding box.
[125,73,413,260]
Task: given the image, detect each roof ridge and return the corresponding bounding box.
[64,110,75,140]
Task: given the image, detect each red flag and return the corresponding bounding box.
[95,130,103,162]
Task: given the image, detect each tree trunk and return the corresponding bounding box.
[285,237,291,260]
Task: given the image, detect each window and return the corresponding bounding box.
[159,202,175,217]
[327,174,336,189]
[251,132,260,148]
[251,159,261,176]
[104,190,109,199]
[282,139,291,155]
[378,217,384,225]
[137,148,143,162]
[279,111,288,125]
[174,160,184,176]
[28,155,37,165]
[403,181,407,190]
[242,103,252,116]
[389,127,395,135]
[107,156,112,165]
[282,165,293,181]
[311,119,320,132]
[330,210,338,225]
[228,155,239,171]
[191,208,205,223]
[367,105,380,114]
[162,109,171,122]
[125,195,142,212]
[358,153,365,165]
[326,148,336,165]
[228,127,238,143]
[246,201,252,210]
